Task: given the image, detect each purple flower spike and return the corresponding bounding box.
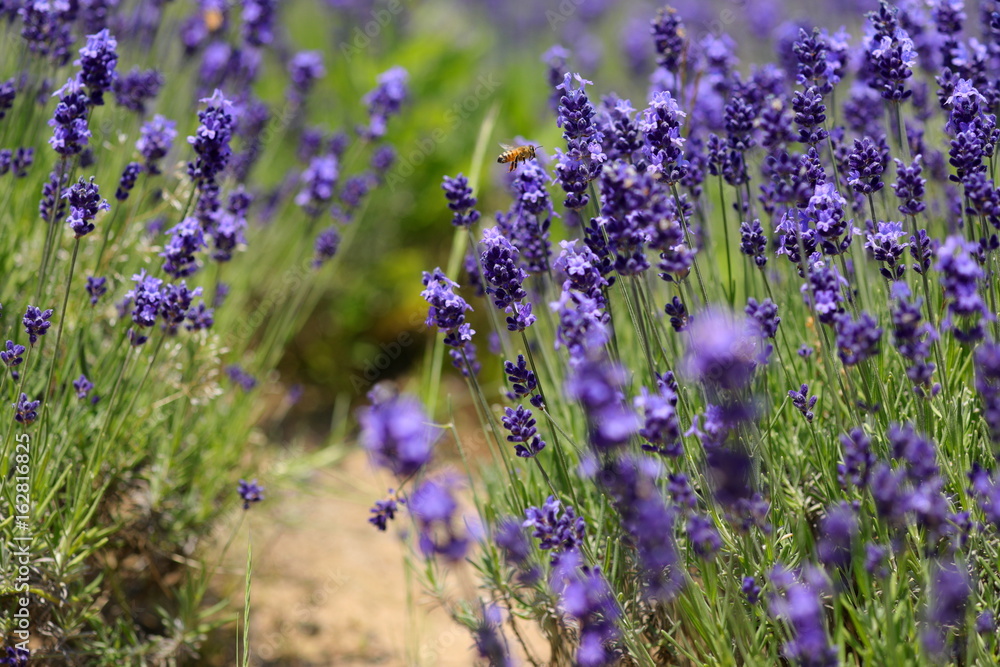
[687,514,722,559]
[75,29,118,106]
[789,384,818,422]
[742,576,761,604]
[893,155,926,216]
[13,393,40,425]
[682,309,759,393]
[866,222,909,281]
[187,90,234,188]
[936,235,987,343]
[768,566,837,667]
[502,404,545,458]
[358,390,437,478]
[634,383,682,457]
[22,305,53,345]
[975,343,1000,445]
[137,115,176,175]
[161,218,207,278]
[63,177,110,238]
[313,227,340,268]
[116,162,142,201]
[409,476,469,562]
[295,154,339,216]
[651,6,686,73]
[368,492,400,531]
[566,358,639,451]
[237,478,264,509]
[73,374,93,400]
[49,78,91,156]
[524,495,586,561]
[833,311,883,366]
[288,51,325,99]
[847,136,888,196]
[640,90,687,183]
[112,67,164,114]
[361,66,408,140]
[442,174,480,228]
[1,341,26,367]
[923,560,970,654]
[740,219,768,267]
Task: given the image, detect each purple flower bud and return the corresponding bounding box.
[833,311,883,366]
[13,393,40,425]
[789,384,818,422]
[0,78,15,119]
[936,235,987,343]
[368,494,399,531]
[816,502,858,570]
[75,29,118,106]
[866,221,909,281]
[187,90,234,187]
[115,162,142,201]
[288,50,325,99]
[312,226,340,268]
[63,176,109,238]
[740,219,768,267]
[640,90,687,183]
[524,495,586,561]
[73,374,93,400]
[502,404,545,458]
[792,86,828,145]
[409,475,469,562]
[242,0,276,47]
[566,358,638,451]
[137,115,176,175]
[112,67,163,114]
[682,308,759,392]
[22,305,53,345]
[48,78,91,156]
[237,478,264,509]
[359,391,437,477]
[742,576,761,604]
[1,341,26,367]
[768,566,838,667]
[161,217,206,278]
[295,154,339,216]
[687,514,722,559]
[651,6,686,73]
[893,155,926,216]
[847,136,888,196]
[12,148,33,178]
[361,66,408,140]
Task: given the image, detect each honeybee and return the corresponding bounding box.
[203,7,225,32]
[497,143,540,172]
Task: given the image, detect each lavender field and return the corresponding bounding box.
[3,0,1000,665]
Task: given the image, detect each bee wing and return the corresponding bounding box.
[498,143,515,151]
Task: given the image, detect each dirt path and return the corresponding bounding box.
[215,449,478,666]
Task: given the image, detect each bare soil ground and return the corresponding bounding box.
[214,449,478,666]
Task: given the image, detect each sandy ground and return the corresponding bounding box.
[214,449,482,667]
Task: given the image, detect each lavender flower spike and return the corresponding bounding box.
[63,177,110,238]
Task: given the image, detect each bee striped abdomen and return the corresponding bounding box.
[496,144,538,172]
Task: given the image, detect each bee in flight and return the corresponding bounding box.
[497,143,540,172]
